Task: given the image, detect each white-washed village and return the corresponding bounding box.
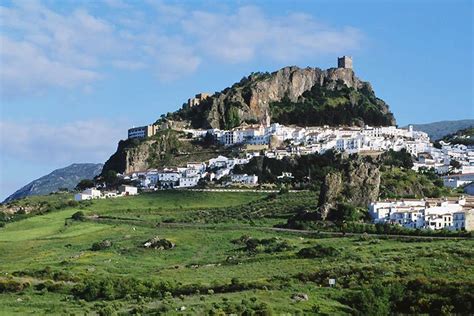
[74,114,474,232]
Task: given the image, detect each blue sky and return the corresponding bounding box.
[0,0,473,200]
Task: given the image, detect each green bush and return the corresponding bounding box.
[297,244,340,258]
[0,279,31,293]
[71,211,85,221]
[241,237,293,253]
[91,240,112,251]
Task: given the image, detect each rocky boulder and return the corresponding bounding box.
[318,157,380,219]
[143,237,175,250]
[91,240,112,251]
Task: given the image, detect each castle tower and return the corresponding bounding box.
[337,56,353,69]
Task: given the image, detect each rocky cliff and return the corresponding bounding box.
[102,130,227,175]
[173,66,395,129]
[318,157,381,219]
[104,64,396,175]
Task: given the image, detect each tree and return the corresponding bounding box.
[75,179,95,191]
[104,170,118,187]
[327,203,361,222]
[450,160,462,169]
[381,149,413,169]
[71,211,85,221]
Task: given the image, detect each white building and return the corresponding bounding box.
[209,156,229,169]
[158,171,181,182]
[443,173,474,188]
[74,188,102,201]
[119,185,138,196]
[369,197,474,231]
[74,193,92,201]
[178,176,200,188]
[230,174,258,185]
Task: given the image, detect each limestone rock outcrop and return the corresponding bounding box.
[177,66,395,129]
[318,157,381,219]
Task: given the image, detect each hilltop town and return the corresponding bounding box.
[74,57,472,232]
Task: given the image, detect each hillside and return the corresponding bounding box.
[438,126,474,146]
[408,119,474,140]
[3,163,103,203]
[0,191,472,315]
[104,65,395,174]
[102,130,229,174]
[169,66,395,129]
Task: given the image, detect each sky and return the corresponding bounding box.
[0,0,473,200]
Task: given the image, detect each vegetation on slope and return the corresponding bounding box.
[235,150,451,201]
[379,167,450,199]
[437,126,474,146]
[161,67,395,129]
[270,81,394,127]
[102,129,230,175]
[0,191,472,315]
[409,119,474,140]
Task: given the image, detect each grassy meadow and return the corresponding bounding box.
[0,191,473,315]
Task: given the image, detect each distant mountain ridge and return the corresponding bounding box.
[407,119,474,140]
[3,163,103,203]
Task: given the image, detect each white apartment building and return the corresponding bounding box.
[230,174,259,185]
[369,197,474,231]
[128,125,159,139]
[178,176,200,188]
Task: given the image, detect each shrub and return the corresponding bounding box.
[67,200,79,207]
[0,279,31,293]
[297,244,340,258]
[327,203,361,222]
[91,240,112,251]
[243,237,293,253]
[71,211,85,221]
[76,179,95,191]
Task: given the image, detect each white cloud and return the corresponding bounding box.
[0,35,101,97]
[0,119,128,165]
[182,6,363,63]
[0,2,364,97]
[0,3,119,97]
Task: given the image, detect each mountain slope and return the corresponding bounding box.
[3,163,103,203]
[438,126,474,146]
[102,130,228,175]
[408,119,474,140]
[104,64,395,175]
[169,66,395,129]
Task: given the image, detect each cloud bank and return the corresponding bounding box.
[0,1,363,97]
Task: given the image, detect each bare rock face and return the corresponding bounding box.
[318,157,380,219]
[318,172,343,220]
[345,159,381,206]
[197,66,393,129]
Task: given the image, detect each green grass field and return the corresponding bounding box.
[1,191,473,315]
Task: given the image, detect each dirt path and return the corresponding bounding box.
[86,216,472,240]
